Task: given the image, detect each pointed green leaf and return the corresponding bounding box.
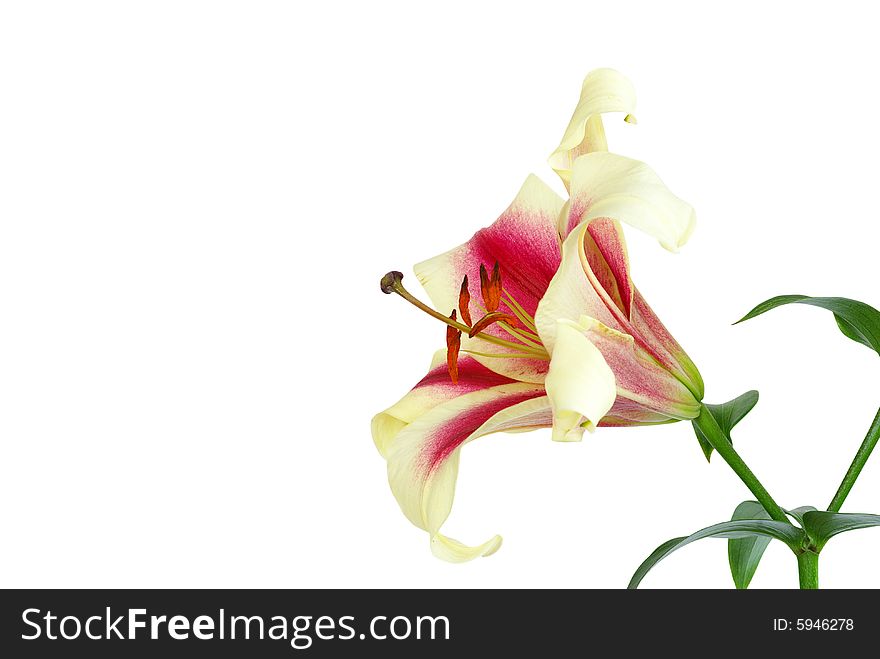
[628,519,805,589]
[786,506,817,527]
[691,390,760,461]
[835,315,865,345]
[736,295,880,356]
[800,511,880,551]
[694,431,714,462]
[728,501,772,589]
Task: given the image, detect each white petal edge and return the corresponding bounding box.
[568,152,696,253]
[544,320,617,442]
[549,68,637,187]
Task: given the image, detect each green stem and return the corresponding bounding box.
[827,407,880,513]
[693,405,792,525]
[797,551,819,589]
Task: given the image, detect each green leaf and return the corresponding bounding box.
[800,511,880,551]
[694,430,714,462]
[628,519,805,589]
[728,501,772,589]
[735,295,880,356]
[691,390,759,461]
[786,506,817,527]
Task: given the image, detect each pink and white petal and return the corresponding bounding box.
[599,397,679,427]
[571,315,701,420]
[566,152,696,252]
[537,211,703,403]
[582,218,633,318]
[414,174,564,383]
[415,174,564,322]
[630,290,705,399]
[544,320,617,442]
[372,351,519,458]
[535,221,628,355]
[384,383,550,562]
[549,68,637,188]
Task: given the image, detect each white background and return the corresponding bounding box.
[2,1,879,589]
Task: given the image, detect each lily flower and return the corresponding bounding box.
[372,70,704,561]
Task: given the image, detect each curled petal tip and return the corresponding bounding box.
[551,419,588,442]
[430,533,503,562]
[624,113,637,124]
[380,271,404,294]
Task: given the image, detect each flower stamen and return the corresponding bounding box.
[446,310,461,383]
[468,311,519,338]
[380,270,550,380]
[461,349,542,359]
[479,261,502,313]
[496,321,545,349]
[458,275,473,327]
[501,290,539,334]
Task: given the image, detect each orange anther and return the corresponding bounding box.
[446,309,462,383]
[459,275,473,327]
[479,261,502,313]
